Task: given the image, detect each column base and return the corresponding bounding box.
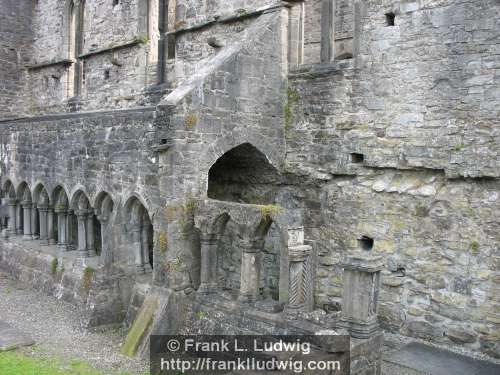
[78,250,90,258]
[198,283,217,294]
[48,239,57,245]
[58,244,69,252]
[32,235,39,240]
[22,234,32,241]
[337,318,380,339]
[136,264,146,274]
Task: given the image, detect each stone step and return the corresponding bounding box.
[382,342,500,375]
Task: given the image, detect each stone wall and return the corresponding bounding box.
[285,0,500,358]
[0,0,32,119]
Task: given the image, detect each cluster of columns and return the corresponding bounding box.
[198,224,315,311]
[4,197,101,260]
[5,198,57,245]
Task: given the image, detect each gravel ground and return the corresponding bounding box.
[0,272,148,375]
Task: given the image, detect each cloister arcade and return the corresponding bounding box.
[0,180,154,274]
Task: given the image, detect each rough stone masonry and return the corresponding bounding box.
[0,0,498,369]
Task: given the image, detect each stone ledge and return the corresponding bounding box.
[79,38,144,59]
[26,58,74,70]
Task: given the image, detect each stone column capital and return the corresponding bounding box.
[37,204,49,211]
[7,198,18,206]
[97,215,109,224]
[54,206,67,214]
[200,232,218,245]
[288,244,312,262]
[22,201,32,208]
[340,253,384,273]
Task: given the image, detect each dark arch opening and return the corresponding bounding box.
[207,143,281,204]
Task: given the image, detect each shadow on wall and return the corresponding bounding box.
[207,143,282,204]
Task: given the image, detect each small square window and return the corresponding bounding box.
[350,153,364,164]
[104,69,110,80]
[385,12,396,26]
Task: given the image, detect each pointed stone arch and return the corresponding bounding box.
[207,143,282,204]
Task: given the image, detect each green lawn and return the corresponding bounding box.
[0,351,145,375]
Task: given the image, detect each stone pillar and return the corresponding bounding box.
[132,226,145,274]
[320,0,335,62]
[7,199,17,235]
[198,232,218,294]
[141,224,152,273]
[85,211,96,257]
[76,209,89,257]
[286,244,312,312]
[56,208,69,251]
[238,239,263,303]
[16,204,23,235]
[47,208,56,245]
[97,215,110,266]
[338,253,384,339]
[22,201,32,240]
[31,205,39,240]
[38,204,48,242]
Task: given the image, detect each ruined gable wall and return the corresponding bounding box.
[286,0,500,357]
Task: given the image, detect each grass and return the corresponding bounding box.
[0,351,147,375]
[121,296,158,357]
[0,351,101,375]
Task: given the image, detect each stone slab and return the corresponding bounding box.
[0,320,35,351]
[384,342,500,375]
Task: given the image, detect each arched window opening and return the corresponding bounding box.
[70,190,96,258]
[125,197,154,274]
[67,0,85,97]
[207,143,281,204]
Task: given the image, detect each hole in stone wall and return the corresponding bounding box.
[207,143,281,204]
[358,236,374,251]
[385,12,396,26]
[113,0,119,6]
[104,69,110,80]
[160,138,168,145]
[350,153,364,164]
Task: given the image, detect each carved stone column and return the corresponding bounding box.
[132,225,145,274]
[238,239,263,303]
[38,204,48,242]
[16,204,23,235]
[31,205,39,240]
[22,201,32,240]
[338,253,384,339]
[7,199,17,235]
[47,207,56,245]
[198,232,218,294]
[55,208,69,251]
[286,244,312,312]
[76,209,89,257]
[85,211,96,257]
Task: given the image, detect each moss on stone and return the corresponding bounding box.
[184,113,198,129]
[157,231,168,254]
[257,204,283,218]
[121,295,158,357]
[50,258,58,275]
[284,87,299,132]
[81,267,95,293]
[470,241,479,255]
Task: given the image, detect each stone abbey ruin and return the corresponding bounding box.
[0,0,499,373]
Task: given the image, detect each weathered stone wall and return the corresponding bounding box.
[285,0,500,358]
[0,108,161,276]
[0,0,32,119]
